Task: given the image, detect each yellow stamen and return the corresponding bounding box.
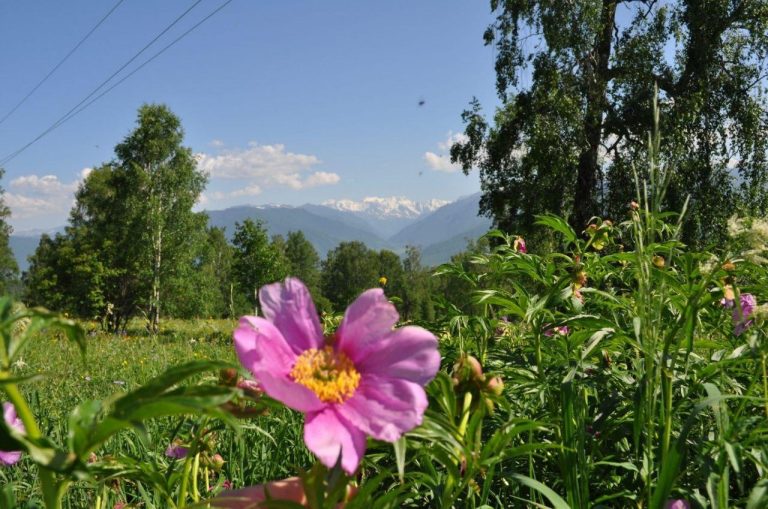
[290,346,360,403]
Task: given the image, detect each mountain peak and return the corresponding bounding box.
[321,196,449,219]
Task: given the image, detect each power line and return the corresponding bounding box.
[0,0,126,127]
[0,0,209,166]
[69,1,234,123]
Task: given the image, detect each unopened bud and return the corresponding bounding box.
[653,255,665,268]
[487,376,504,396]
[219,368,238,386]
[722,261,736,272]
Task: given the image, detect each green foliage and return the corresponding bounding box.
[455,1,768,245]
[23,104,208,331]
[321,241,379,310]
[232,219,289,312]
[0,169,18,294]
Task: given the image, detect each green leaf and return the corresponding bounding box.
[511,474,571,509]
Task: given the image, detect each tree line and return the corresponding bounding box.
[15,104,445,330]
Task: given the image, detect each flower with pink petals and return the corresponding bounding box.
[733,293,756,336]
[165,442,189,459]
[543,325,570,337]
[0,402,24,466]
[513,236,527,253]
[234,278,440,474]
[212,476,352,508]
[664,500,691,509]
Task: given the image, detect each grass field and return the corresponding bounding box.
[1,319,312,508]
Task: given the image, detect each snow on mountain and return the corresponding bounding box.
[321,196,449,220]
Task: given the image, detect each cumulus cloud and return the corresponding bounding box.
[10,174,80,195]
[5,173,85,221]
[196,141,341,192]
[424,131,468,173]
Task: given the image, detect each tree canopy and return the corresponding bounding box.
[453,0,768,245]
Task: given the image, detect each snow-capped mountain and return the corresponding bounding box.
[321,196,449,219]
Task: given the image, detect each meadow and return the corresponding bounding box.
[2,191,768,508]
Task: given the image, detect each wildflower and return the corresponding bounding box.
[664,501,691,509]
[165,442,189,459]
[722,260,736,271]
[378,276,387,286]
[630,200,639,211]
[213,476,352,508]
[574,271,588,287]
[487,376,504,396]
[653,255,665,268]
[236,378,263,397]
[720,285,736,307]
[0,402,24,466]
[234,278,440,474]
[543,325,570,337]
[733,293,756,336]
[513,236,527,253]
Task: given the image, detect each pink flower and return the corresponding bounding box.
[664,500,691,509]
[0,402,24,466]
[212,476,351,508]
[165,442,189,459]
[513,236,527,253]
[543,325,569,337]
[733,293,756,336]
[234,278,440,474]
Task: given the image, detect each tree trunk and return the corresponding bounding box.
[572,0,617,231]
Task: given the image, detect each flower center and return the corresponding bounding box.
[290,346,360,403]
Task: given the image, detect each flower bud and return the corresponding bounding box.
[219,368,238,386]
[722,260,736,271]
[630,200,639,211]
[486,376,504,396]
[653,255,665,268]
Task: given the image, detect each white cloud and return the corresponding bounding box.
[197,142,321,181]
[424,151,459,172]
[5,173,86,222]
[230,184,263,197]
[303,171,341,188]
[10,174,79,195]
[196,141,340,191]
[424,131,468,173]
[210,139,225,148]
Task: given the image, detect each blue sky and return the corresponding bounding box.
[0,1,499,231]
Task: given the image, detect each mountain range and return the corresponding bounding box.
[10,193,491,272]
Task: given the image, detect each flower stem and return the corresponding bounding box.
[2,380,63,509]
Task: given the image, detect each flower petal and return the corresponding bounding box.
[354,326,440,385]
[212,477,307,508]
[259,278,323,354]
[337,289,399,361]
[0,450,21,466]
[304,408,366,474]
[337,375,429,443]
[234,316,323,413]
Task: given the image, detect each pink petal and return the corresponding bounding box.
[0,450,21,466]
[259,278,323,354]
[212,477,307,508]
[337,375,428,443]
[337,289,399,361]
[234,316,323,413]
[304,408,366,474]
[354,326,440,385]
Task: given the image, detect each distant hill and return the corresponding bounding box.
[9,235,42,273]
[8,194,492,272]
[389,193,491,248]
[206,205,390,258]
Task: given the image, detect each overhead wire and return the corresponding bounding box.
[1,0,217,166]
[0,0,127,127]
